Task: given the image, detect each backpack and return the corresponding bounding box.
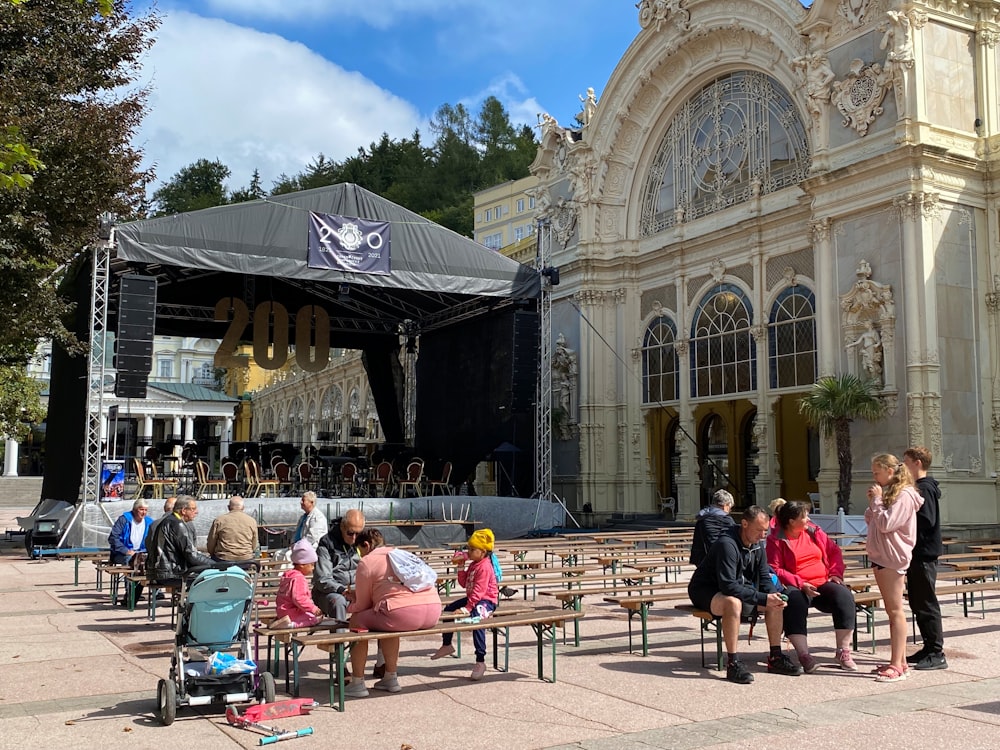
[387,548,438,592]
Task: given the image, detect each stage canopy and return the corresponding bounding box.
[43,184,541,502]
[114,182,540,343]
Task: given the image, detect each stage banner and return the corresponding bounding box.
[307,211,391,275]
[100,460,126,502]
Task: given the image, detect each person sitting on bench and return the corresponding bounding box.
[687,505,802,684]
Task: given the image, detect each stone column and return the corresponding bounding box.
[172,416,182,442]
[811,218,836,378]
[184,417,195,443]
[4,437,19,476]
[143,415,154,447]
[221,416,233,460]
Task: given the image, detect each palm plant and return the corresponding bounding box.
[798,373,887,513]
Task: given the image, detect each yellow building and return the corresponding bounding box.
[474,175,539,253]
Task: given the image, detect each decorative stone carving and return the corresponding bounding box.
[674,338,689,358]
[750,324,768,343]
[840,260,896,388]
[579,87,598,127]
[880,11,915,67]
[791,52,836,119]
[636,0,690,33]
[709,258,726,282]
[810,217,831,243]
[552,333,578,441]
[783,267,797,286]
[977,22,1000,48]
[838,0,871,28]
[986,274,1000,312]
[832,58,893,137]
[551,197,578,250]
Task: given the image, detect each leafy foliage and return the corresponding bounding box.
[798,373,887,512]
[0,366,44,441]
[0,0,157,435]
[152,158,231,215]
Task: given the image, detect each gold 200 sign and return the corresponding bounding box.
[213,298,331,372]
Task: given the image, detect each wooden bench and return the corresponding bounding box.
[290,607,585,711]
[50,549,108,586]
[601,588,700,656]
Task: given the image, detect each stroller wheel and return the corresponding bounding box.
[259,671,276,704]
[157,678,177,725]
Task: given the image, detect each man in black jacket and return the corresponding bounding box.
[688,505,802,684]
[902,446,946,670]
[312,509,365,625]
[689,489,736,566]
[146,495,213,584]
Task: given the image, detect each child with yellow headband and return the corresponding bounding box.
[431,528,501,680]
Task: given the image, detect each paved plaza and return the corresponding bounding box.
[1,499,999,750]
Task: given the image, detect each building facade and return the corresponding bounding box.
[531,0,1000,524]
[474,176,539,251]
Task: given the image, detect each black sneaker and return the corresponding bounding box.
[372,663,386,679]
[767,653,804,676]
[906,646,930,665]
[914,652,948,670]
[726,659,754,684]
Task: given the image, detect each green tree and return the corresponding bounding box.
[798,373,887,513]
[151,158,231,215]
[0,367,44,442]
[230,168,266,203]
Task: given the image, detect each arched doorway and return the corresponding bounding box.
[699,414,728,507]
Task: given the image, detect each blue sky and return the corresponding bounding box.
[133,1,642,193]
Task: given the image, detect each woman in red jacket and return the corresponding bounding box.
[766,500,857,673]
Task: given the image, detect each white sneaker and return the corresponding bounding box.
[470,662,486,680]
[430,644,455,660]
[373,675,401,693]
[343,680,369,698]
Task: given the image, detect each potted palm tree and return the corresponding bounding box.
[798,373,887,513]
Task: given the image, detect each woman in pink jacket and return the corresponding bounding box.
[343,529,441,697]
[865,453,924,683]
[767,500,858,672]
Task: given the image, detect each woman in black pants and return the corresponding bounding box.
[766,500,858,673]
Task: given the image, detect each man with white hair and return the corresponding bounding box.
[689,489,736,567]
[293,491,328,550]
[207,495,259,563]
[108,498,155,606]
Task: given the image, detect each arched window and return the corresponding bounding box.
[640,70,809,236]
[349,389,361,442]
[642,316,679,403]
[768,285,817,388]
[331,388,344,444]
[319,389,333,436]
[690,284,755,397]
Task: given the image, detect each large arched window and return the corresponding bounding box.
[640,70,809,236]
[331,388,344,444]
[642,316,679,403]
[691,284,755,397]
[768,285,817,388]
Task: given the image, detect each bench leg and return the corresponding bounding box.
[640,603,650,658]
[333,643,348,712]
[291,641,302,697]
[530,622,559,683]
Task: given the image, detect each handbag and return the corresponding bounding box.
[387,548,438,592]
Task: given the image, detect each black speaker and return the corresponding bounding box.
[114,275,157,398]
[510,310,539,413]
[115,371,148,399]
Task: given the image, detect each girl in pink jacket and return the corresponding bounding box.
[865,453,924,683]
[272,539,325,629]
[431,528,501,680]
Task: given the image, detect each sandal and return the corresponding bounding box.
[874,665,909,683]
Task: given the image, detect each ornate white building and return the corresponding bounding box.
[533,0,1000,525]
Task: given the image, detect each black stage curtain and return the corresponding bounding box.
[41,259,91,502]
[362,343,404,445]
[415,306,538,496]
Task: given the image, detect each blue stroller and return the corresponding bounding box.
[156,565,275,725]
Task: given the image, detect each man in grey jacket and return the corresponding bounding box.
[312,508,365,625]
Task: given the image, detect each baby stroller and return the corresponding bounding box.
[156,564,275,725]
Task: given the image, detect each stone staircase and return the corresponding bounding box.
[0,477,43,507]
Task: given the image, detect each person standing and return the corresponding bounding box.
[689,489,735,567]
[902,446,947,670]
[865,453,923,683]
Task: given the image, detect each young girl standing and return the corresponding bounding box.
[271,539,325,629]
[431,528,501,680]
[865,453,923,683]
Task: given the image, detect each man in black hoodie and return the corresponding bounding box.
[688,505,802,684]
[902,446,946,670]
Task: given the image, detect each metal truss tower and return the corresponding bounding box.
[534,220,552,501]
[81,237,112,504]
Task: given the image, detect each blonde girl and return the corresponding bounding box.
[865,453,923,683]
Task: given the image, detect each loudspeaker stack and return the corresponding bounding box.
[114,275,157,399]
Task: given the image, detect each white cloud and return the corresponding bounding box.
[135,11,423,192]
[204,0,469,28]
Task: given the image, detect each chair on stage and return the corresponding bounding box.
[368,460,394,497]
[243,458,279,497]
[221,460,241,494]
[273,461,295,496]
[427,461,454,496]
[132,458,177,500]
[398,460,424,498]
[296,461,316,493]
[338,462,358,497]
[194,459,227,500]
